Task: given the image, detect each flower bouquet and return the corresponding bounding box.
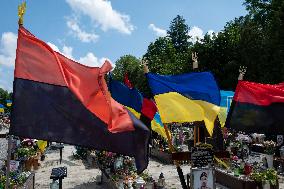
[264,140,276,155]
[250,168,278,188]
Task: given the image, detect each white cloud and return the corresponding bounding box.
[188,26,204,43]
[47,42,60,52]
[67,19,99,43]
[148,24,167,37]
[66,0,134,34]
[188,26,216,43]
[79,52,102,67]
[47,42,112,68]
[0,66,13,92]
[207,30,215,37]
[62,45,74,59]
[0,32,17,91]
[0,32,17,67]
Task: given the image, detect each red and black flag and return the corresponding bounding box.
[10,26,150,173]
[225,81,284,134]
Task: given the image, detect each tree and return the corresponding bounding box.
[112,55,151,97]
[167,15,191,52]
[144,15,193,75]
[0,88,11,112]
[144,37,179,75]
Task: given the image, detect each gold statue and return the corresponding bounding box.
[18,1,26,25]
[192,52,198,69]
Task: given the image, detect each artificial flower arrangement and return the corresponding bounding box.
[0,171,30,189]
[263,140,276,155]
[15,147,36,160]
[250,168,278,186]
[95,151,156,188]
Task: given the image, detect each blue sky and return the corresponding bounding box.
[0,0,247,91]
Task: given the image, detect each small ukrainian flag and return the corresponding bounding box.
[0,104,4,113]
[6,100,12,107]
[151,112,170,140]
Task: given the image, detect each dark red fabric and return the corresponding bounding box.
[14,26,134,133]
[141,98,157,120]
[124,73,133,89]
[234,81,284,106]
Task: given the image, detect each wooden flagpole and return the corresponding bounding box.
[192,52,199,146]
[5,135,12,189]
[5,3,27,189]
[198,126,200,143]
[193,125,197,146]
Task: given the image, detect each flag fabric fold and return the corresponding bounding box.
[151,112,168,139]
[109,74,143,118]
[146,72,221,136]
[124,73,133,89]
[10,26,150,173]
[226,81,284,134]
[109,75,169,139]
[218,90,234,127]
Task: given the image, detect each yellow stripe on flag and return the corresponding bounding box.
[151,119,168,139]
[125,106,141,119]
[6,103,12,107]
[218,107,227,127]
[154,92,220,136]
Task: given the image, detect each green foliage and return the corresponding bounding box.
[16,147,36,159]
[144,15,192,76]
[0,172,29,188]
[73,146,88,160]
[167,15,191,52]
[0,88,12,113]
[250,168,278,185]
[112,55,151,97]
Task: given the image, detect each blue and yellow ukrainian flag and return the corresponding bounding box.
[0,104,4,113]
[6,100,12,107]
[151,112,168,139]
[218,90,234,127]
[146,72,221,136]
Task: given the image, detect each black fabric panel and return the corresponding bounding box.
[10,78,150,173]
[225,100,284,135]
[140,114,152,129]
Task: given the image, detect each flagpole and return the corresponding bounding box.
[142,59,188,189]
[194,125,196,146]
[5,2,27,189]
[198,126,200,143]
[192,53,199,147]
[5,135,12,189]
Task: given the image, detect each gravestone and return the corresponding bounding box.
[191,147,213,167]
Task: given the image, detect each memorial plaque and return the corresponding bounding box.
[191,147,213,167]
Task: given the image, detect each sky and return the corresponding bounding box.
[0,0,247,91]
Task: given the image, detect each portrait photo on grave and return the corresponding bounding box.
[192,168,215,189]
